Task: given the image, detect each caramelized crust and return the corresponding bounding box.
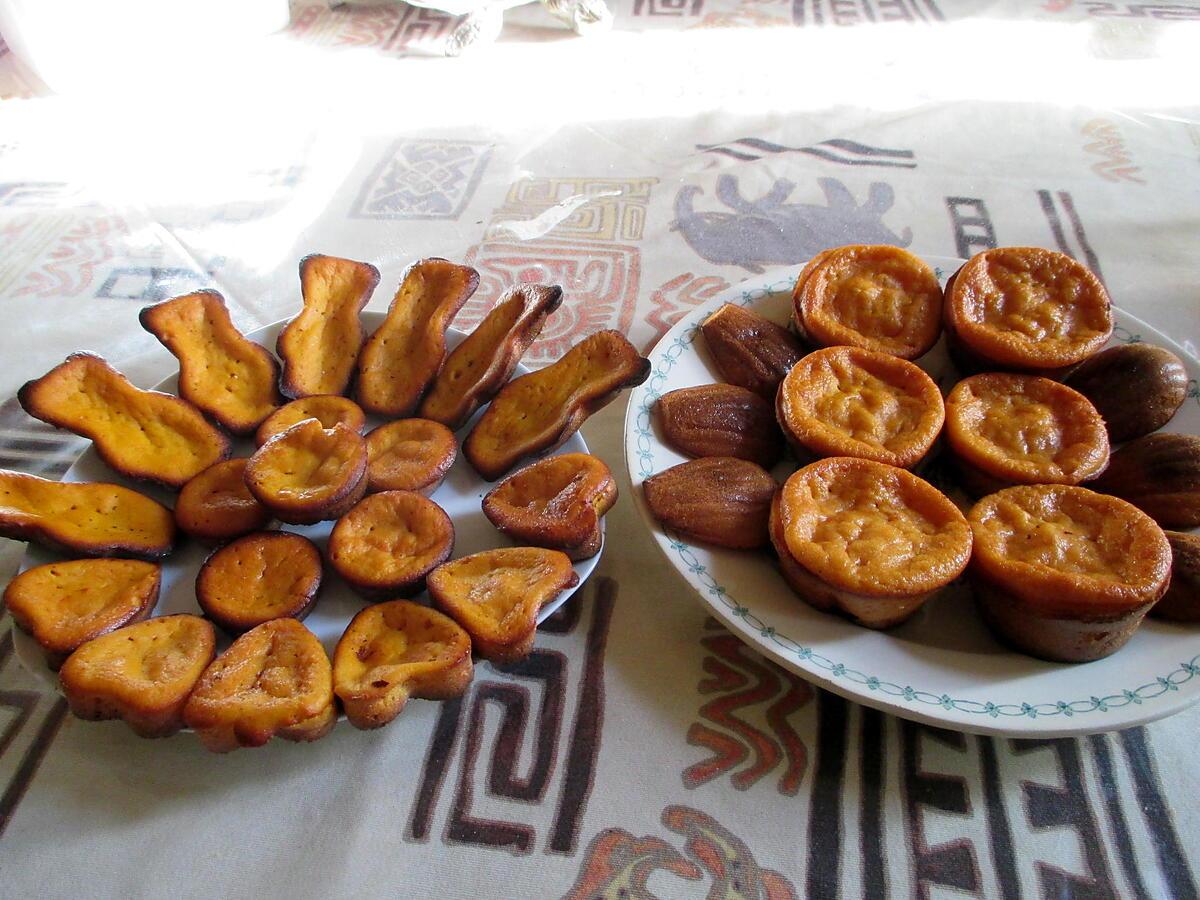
[643,457,776,550]
[945,247,1113,371]
[59,615,216,738]
[1090,433,1200,529]
[482,453,616,560]
[244,420,368,525]
[420,284,563,429]
[196,532,323,634]
[174,459,271,544]
[327,491,454,598]
[655,384,783,469]
[18,353,230,488]
[5,559,160,668]
[428,548,578,664]
[0,470,174,559]
[183,618,335,752]
[333,600,473,730]
[139,290,281,434]
[255,395,366,447]
[776,346,944,468]
[968,485,1171,617]
[356,258,479,417]
[1152,531,1200,622]
[794,245,942,359]
[946,373,1109,488]
[779,457,971,598]
[277,254,380,399]
[365,419,457,495]
[700,303,805,398]
[465,330,651,481]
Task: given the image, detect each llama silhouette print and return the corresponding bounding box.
[672,175,913,273]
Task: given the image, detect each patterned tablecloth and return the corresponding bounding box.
[1,2,1198,897]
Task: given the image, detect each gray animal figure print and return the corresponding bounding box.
[673,175,913,273]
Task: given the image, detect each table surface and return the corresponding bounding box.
[1,2,1198,898]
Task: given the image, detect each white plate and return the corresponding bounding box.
[623,255,1200,738]
[14,312,601,689]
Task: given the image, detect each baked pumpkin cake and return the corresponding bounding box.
[255,395,366,447]
[333,599,473,730]
[364,419,457,495]
[196,532,323,634]
[967,484,1171,662]
[944,247,1113,373]
[327,491,454,598]
[945,372,1109,496]
[174,458,271,545]
[793,245,943,360]
[244,419,368,524]
[776,346,944,468]
[5,559,160,669]
[775,457,972,629]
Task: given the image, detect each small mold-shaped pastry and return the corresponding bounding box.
[365,419,457,495]
[174,459,271,545]
[776,457,972,629]
[1090,433,1200,529]
[59,614,216,738]
[700,303,805,398]
[968,485,1171,662]
[334,599,473,730]
[465,330,651,481]
[643,457,776,551]
[482,453,617,561]
[277,254,381,399]
[428,547,578,664]
[1151,531,1200,622]
[655,384,783,469]
[945,373,1109,497]
[356,258,479,418]
[1063,343,1189,443]
[5,559,160,669]
[0,470,175,560]
[328,491,454,598]
[196,532,322,634]
[139,290,281,434]
[18,353,230,489]
[944,247,1113,374]
[419,284,563,430]
[776,346,944,469]
[183,618,336,752]
[244,419,368,525]
[254,395,366,447]
[793,245,943,360]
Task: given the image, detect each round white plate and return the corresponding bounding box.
[624,255,1200,738]
[14,312,602,689]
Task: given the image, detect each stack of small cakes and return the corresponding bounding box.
[646,243,1196,664]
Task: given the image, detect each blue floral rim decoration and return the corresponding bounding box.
[632,276,1200,721]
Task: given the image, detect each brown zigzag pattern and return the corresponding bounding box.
[1081,120,1146,184]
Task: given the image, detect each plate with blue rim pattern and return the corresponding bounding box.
[623,255,1200,737]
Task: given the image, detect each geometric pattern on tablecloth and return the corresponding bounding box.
[350,139,492,220]
[461,239,640,364]
[792,0,945,26]
[485,176,658,243]
[642,271,730,351]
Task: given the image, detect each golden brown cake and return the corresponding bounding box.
[968,484,1171,661]
[775,457,971,628]
[793,245,942,359]
[944,247,1113,373]
[1151,531,1200,622]
[945,372,1109,496]
[427,547,578,663]
[174,459,271,545]
[700,303,804,398]
[58,614,216,737]
[776,346,944,469]
[254,395,366,447]
[5,559,160,669]
[244,420,368,525]
[364,419,457,495]
[327,491,454,598]
[1090,433,1200,529]
[196,532,323,634]
[643,456,776,550]
[482,453,616,561]
[183,618,336,752]
[655,384,783,469]
[333,599,473,729]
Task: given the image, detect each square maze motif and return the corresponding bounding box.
[351,139,492,220]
